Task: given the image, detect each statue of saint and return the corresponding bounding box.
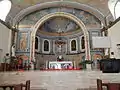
[12,44,15,57]
[20,34,27,51]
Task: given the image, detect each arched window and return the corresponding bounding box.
[81,36,85,49]
[35,37,39,50]
[44,40,49,51]
[0,0,11,21]
[115,1,120,19]
[71,40,76,51]
[108,0,120,19]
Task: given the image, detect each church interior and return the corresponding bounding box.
[0,0,120,90]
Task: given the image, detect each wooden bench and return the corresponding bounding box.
[14,84,23,90]
[0,80,30,90]
[97,79,120,90]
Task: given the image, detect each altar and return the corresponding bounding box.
[48,61,73,70]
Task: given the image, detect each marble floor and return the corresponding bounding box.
[0,70,120,90]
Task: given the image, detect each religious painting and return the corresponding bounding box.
[19,33,28,51]
[44,40,49,51]
[19,7,101,29]
[71,40,76,51]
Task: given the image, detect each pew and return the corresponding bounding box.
[97,79,120,90]
[97,79,103,90]
[0,80,30,90]
[14,84,23,90]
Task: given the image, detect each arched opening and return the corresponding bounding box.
[115,1,120,19]
[30,12,91,65]
[35,37,39,50]
[108,0,120,19]
[0,0,11,21]
[81,36,85,49]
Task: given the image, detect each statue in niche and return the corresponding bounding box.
[58,45,62,53]
[20,33,27,51]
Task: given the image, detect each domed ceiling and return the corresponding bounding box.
[40,17,79,33]
[7,0,113,25]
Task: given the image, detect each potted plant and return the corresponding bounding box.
[79,60,93,70]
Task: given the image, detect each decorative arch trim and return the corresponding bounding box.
[30,12,91,62]
[12,1,105,26]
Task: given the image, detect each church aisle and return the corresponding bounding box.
[0,70,120,90]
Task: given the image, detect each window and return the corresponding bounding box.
[44,40,49,51]
[71,40,76,51]
[0,0,11,21]
[81,36,85,49]
[115,1,120,19]
[108,0,120,19]
[35,37,39,50]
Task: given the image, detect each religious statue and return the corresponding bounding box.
[58,45,62,53]
[12,44,15,57]
[20,34,27,51]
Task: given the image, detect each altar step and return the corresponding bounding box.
[0,70,120,90]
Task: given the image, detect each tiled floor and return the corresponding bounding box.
[0,70,120,90]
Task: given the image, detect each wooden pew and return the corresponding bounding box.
[97,79,103,90]
[97,79,120,90]
[0,80,30,90]
[14,84,23,90]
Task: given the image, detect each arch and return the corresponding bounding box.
[0,0,11,21]
[30,12,91,62]
[108,0,119,19]
[115,1,120,19]
[12,1,105,26]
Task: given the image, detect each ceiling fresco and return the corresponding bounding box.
[40,17,80,33]
[6,0,113,26]
[19,7,101,29]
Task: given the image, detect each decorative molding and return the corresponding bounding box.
[30,12,91,61]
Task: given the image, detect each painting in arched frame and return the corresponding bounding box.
[44,40,49,51]
[71,40,77,51]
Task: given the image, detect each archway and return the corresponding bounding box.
[30,12,91,63]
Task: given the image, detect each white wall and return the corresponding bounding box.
[0,22,11,61]
[108,20,120,59]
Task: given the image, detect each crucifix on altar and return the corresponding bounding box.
[55,30,66,60]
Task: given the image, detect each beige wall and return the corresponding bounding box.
[108,20,120,59]
[0,23,11,61]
